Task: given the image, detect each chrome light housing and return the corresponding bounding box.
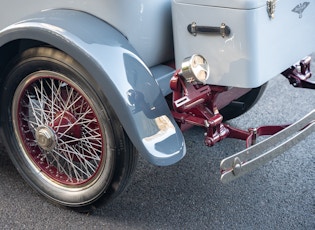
[181,54,210,84]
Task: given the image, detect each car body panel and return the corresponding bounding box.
[0,9,185,166]
[172,0,315,87]
[0,0,174,68]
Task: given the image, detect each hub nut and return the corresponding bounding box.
[35,126,56,151]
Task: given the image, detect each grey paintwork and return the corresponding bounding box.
[0,0,174,68]
[0,9,186,166]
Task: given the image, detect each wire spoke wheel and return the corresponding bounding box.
[14,71,104,186]
[1,47,137,211]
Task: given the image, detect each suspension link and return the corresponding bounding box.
[282,56,315,89]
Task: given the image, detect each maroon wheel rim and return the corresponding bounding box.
[13,71,105,186]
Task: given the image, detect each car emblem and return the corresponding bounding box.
[292,2,310,18]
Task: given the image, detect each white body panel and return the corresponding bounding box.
[174,0,267,9]
[172,0,315,87]
[0,0,173,68]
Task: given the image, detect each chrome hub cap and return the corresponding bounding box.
[35,126,56,151]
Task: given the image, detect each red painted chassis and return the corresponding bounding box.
[170,56,315,183]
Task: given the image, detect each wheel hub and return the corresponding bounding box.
[53,111,82,140]
[35,126,56,151]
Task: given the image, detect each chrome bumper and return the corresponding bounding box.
[220,110,315,183]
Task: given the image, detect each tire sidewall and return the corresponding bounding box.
[1,48,117,207]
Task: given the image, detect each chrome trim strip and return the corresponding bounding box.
[220,109,315,183]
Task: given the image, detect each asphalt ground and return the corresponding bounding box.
[0,54,314,229]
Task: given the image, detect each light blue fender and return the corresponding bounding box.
[0,9,186,166]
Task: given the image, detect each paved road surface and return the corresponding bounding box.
[0,56,314,229]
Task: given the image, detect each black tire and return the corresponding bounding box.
[0,47,137,212]
[220,84,267,121]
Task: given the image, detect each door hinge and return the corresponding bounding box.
[267,0,276,19]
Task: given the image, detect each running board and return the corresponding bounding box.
[220,110,315,183]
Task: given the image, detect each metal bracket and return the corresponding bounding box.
[170,67,315,183]
[282,56,315,89]
[170,71,230,146]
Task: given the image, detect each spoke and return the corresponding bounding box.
[41,150,55,169]
[62,86,75,111]
[58,141,100,159]
[79,134,102,161]
[38,90,63,114]
[21,117,38,128]
[65,144,97,180]
[16,74,105,185]
[53,95,84,133]
[57,141,100,178]
[49,151,74,182]
[54,118,98,132]
[32,80,55,124]
[64,146,82,182]
[82,124,102,139]
[73,96,87,115]
[72,151,98,177]
[48,79,54,122]
[52,148,92,179]
[27,94,44,127]
[57,107,93,138]
[59,133,102,148]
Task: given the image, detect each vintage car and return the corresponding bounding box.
[0,0,314,212]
